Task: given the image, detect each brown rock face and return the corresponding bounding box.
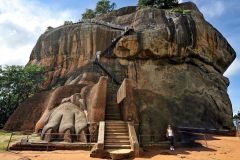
[5,2,236,143]
[29,23,122,88]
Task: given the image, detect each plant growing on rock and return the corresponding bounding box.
[64,21,73,25]
[82,9,96,20]
[81,0,116,20]
[138,0,155,7]
[95,0,116,15]
[0,65,45,127]
[139,0,179,9]
[170,8,191,15]
[46,26,53,32]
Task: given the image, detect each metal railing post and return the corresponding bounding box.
[204,133,208,147]
[89,134,92,151]
[139,135,141,147]
[46,141,49,151]
[6,132,13,151]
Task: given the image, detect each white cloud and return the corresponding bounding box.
[0,44,32,65]
[0,0,75,66]
[224,58,240,77]
[200,1,225,18]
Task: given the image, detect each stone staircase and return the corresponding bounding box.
[105,82,121,121]
[104,121,131,150]
[105,103,121,120]
[104,81,132,159]
[90,80,138,159]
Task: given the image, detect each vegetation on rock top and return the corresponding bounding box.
[82,9,96,20]
[138,0,179,9]
[81,0,116,20]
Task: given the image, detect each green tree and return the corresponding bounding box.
[95,0,116,15]
[138,0,179,9]
[233,112,240,120]
[138,0,155,7]
[0,65,45,127]
[64,21,73,25]
[82,9,96,20]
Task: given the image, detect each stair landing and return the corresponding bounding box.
[104,120,132,159]
[107,148,133,160]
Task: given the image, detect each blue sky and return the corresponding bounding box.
[0,0,239,114]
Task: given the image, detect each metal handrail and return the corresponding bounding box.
[94,60,121,85]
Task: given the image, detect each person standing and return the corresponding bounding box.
[96,51,101,62]
[166,125,175,151]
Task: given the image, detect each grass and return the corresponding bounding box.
[0,131,11,151]
[0,130,26,151]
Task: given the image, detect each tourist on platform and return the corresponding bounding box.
[166,125,175,151]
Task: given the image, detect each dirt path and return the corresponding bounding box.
[0,136,239,160]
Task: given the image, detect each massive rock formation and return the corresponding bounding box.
[4,2,236,143]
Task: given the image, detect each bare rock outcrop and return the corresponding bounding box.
[4,2,236,143]
[29,24,122,88]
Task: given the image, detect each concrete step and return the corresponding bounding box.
[105,118,121,120]
[106,105,119,107]
[105,135,129,138]
[106,131,128,134]
[105,112,121,117]
[106,110,120,113]
[106,109,120,111]
[106,104,119,107]
[106,127,126,129]
[105,138,129,141]
[105,113,121,116]
[106,109,120,113]
[106,107,119,110]
[106,131,128,135]
[107,149,134,160]
[106,114,120,116]
[106,128,127,131]
[105,114,121,116]
[106,102,119,106]
[106,124,126,127]
[106,106,119,109]
[105,133,129,137]
[105,116,121,119]
[106,107,120,110]
[105,113,120,115]
[106,133,129,136]
[104,144,131,149]
[106,126,127,129]
[105,112,120,114]
[105,128,128,132]
[105,121,126,124]
[105,122,126,125]
[105,142,130,145]
[105,139,130,143]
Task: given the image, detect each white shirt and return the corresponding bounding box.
[96,51,101,61]
[167,129,174,136]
